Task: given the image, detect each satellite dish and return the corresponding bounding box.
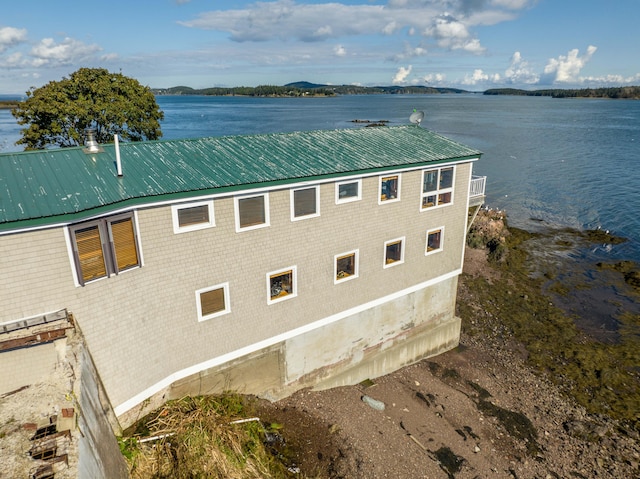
[409,110,425,126]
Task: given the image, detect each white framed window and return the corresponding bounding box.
[290,185,320,221]
[68,212,141,286]
[426,227,444,255]
[172,200,215,234]
[334,250,359,284]
[335,179,362,204]
[421,166,454,210]
[195,282,230,321]
[379,174,401,204]
[383,237,405,268]
[267,266,297,304]
[235,193,270,232]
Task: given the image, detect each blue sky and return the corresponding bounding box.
[1,0,639,94]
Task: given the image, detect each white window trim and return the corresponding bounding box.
[334,249,359,284]
[267,266,297,305]
[234,193,270,232]
[171,200,215,234]
[383,236,405,268]
[378,174,401,205]
[290,185,320,221]
[426,226,445,255]
[420,166,455,211]
[335,178,362,204]
[195,282,231,322]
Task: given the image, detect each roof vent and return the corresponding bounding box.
[83,128,103,154]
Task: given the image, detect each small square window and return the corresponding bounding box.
[291,186,320,220]
[335,250,358,283]
[267,267,297,304]
[336,179,362,204]
[426,227,444,254]
[235,193,270,231]
[384,237,405,268]
[172,201,215,233]
[379,175,400,203]
[196,283,230,321]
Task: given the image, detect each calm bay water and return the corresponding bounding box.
[2,94,639,262]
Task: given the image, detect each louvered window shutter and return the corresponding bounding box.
[74,225,107,283]
[200,288,226,316]
[110,217,139,272]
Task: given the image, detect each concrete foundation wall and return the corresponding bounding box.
[76,342,129,479]
[119,275,460,428]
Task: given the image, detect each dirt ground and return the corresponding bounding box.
[254,247,640,478]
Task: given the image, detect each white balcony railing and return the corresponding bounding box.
[469,175,486,198]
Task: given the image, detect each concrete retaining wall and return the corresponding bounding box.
[118,275,460,428]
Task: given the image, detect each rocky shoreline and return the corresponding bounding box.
[249,210,640,478]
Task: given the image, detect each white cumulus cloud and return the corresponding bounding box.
[179,0,505,56]
[423,72,446,84]
[425,15,485,53]
[392,65,412,84]
[30,37,101,66]
[179,0,387,43]
[542,45,597,83]
[504,51,539,84]
[462,68,500,85]
[0,26,27,53]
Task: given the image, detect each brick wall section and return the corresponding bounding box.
[0,162,473,410]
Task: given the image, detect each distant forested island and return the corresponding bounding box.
[153,82,640,99]
[484,86,640,99]
[152,81,468,97]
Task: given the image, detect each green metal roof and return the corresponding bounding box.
[0,125,481,231]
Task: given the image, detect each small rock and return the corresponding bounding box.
[361,395,385,411]
[474,445,481,453]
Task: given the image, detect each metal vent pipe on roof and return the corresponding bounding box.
[114,134,123,177]
[83,127,103,154]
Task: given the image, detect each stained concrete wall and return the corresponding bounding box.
[76,341,129,479]
[120,274,461,428]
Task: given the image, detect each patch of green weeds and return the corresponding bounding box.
[118,436,140,461]
[547,282,570,296]
[598,261,640,293]
[121,394,302,479]
[458,225,640,431]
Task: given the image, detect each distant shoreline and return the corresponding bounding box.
[0,101,18,110]
[152,83,640,100]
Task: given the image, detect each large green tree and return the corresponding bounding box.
[12,68,164,150]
